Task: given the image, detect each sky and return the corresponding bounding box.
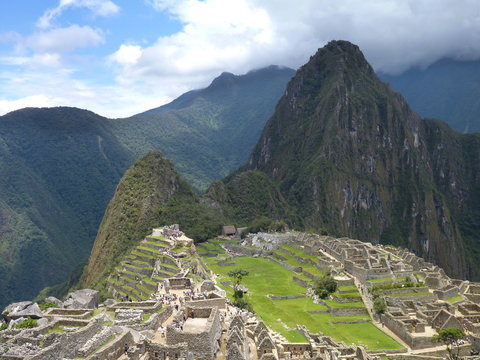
[0,0,479,118]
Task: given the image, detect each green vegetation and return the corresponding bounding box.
[447,294,464,304]
[0,322,7,331]
[14,317,38,329]
[374,298,387,315]
[228,269,253,311]
[39,302,59,311]
[432,328,466,360]
[313,273,338,299]
[203,240,402,350]
[0,107,132,308]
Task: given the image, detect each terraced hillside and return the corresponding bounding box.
[199,238,403,351]
[107,234,185,301]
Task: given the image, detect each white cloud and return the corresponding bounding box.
[3,0,480,119]
[0,95,52,115]
[38,0,120,29]
[109,44,143,66]
[0,53,62,68]
[126,0,480,84]
[27,25,104,54]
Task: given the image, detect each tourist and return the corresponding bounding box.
[124,343,129,355]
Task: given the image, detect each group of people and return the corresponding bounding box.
[183,289,209,301]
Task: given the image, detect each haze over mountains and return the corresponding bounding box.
[382,58,480,133]
[2,40,480,308]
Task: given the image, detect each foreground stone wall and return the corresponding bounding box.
[28,315,107,360]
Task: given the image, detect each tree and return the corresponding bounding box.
[313,273,337,299]
[228,269,249,287]
[373,297,387,315]
[432,328,466,360]
[228,269,253,311]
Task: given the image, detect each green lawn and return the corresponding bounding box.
[205,251,403,350]
[273,249,324,278]
[447,294,464,303]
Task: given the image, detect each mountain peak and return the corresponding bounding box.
[300,40,375,81]
[209,71,237,89]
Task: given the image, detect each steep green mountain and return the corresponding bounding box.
[111,65,295,191]
[0,107,132,308]
[381,58,480,133]
[0,66,294,306]
[80,151,222,291]
[213,41,480,280]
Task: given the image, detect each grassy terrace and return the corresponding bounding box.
[203,242,403,350]
[274,249,324,278]
[447,294,465,303]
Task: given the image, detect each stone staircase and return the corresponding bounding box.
[108,235,182,301]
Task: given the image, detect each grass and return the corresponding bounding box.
[205,249,402,350]
[447,294,464,303]
[368,277,394,283]
[387,292,431,298]
[338,285,359,292]
[323,299,365,308]
[273,249,324,278]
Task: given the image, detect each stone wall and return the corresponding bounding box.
[269,257,302,273]
[432,285,459,300]
[87,331,133,360]
[166,307,221,360]
[267,295,306,300]
[223,244,270,257]
[292,277,309,288]
[129,306,173,332]
[332,295,363,303]
[28,315,107,360]
[328,307,367,317]
[143,342,190,360]
[43,308,93,320]
[381,314,433,350]
[185,297,226,310]
[107,301,162,313]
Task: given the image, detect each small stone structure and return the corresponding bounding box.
[166,306,222,360]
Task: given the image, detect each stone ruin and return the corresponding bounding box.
[4,227,480,360]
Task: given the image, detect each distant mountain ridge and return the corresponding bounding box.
[114,65,295,191]
[381,58,480,133]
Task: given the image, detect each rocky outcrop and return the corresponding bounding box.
[63,289,99,309]
[2,301,43,321]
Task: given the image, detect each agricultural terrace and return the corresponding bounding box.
[198,239,403,350]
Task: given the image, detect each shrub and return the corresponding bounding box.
[374,297,387,315]
[14,317,38,329]
[39,302,58,311]
[313,273,337,299]
[0,322,8,331]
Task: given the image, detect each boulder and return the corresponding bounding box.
[37,318,49,327]
[44,296,63,307]
[103,298,116,307]
[2,301,43,321]
[64,289,99,309]
[8,316,26,329]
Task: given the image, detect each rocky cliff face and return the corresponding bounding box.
[245,41,480,279]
